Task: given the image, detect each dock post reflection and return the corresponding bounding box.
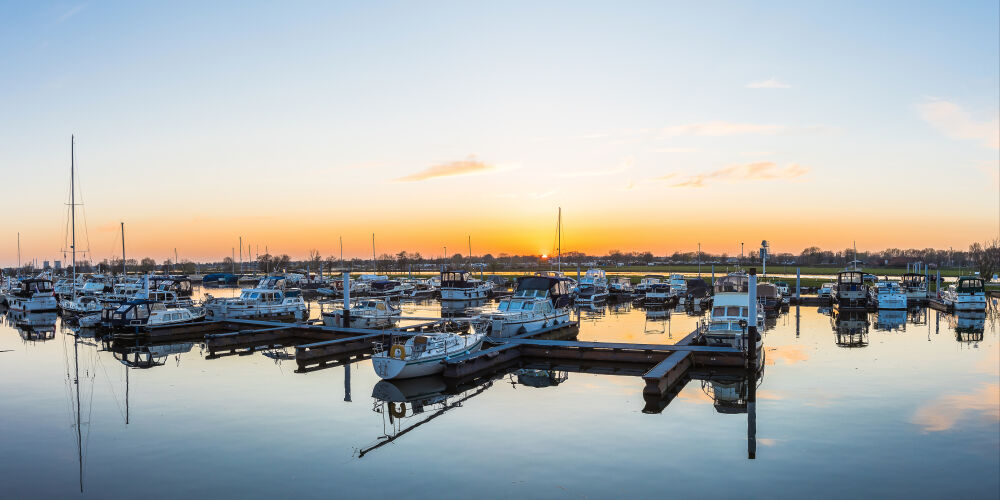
[795,305,800,338]
[344,362,352,402]
[747,366,757,459]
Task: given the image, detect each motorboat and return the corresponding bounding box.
[60,294,103,316]
[756,283,782,313]
[575,269,609,306]
[817,282,835,298]
[149,275,194,297]
[203,284,307,320]
[701,273,764,351]
[667,274,688,303]
[940,276,986,311]
[368,279,412,299]
[870,280,907,309]
[107,299,205,332]
[321,298,401,329]
[486,275,573,337]
[372,329,486,379]
[635,275,663,295]
[439,270,491,301]
[644,283,672,306]
[832,271,868,308]
[900,273,928,301]
[608,277,634,295]
[774,281,790,296]
[5,278,59,312]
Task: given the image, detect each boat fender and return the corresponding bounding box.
[389,402,406,418]
[390,344,406,359]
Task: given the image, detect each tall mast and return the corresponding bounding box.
[557,207,562,273]
[239,237,243,275]
[339,236,343,268]
[372,234,376,273]
[468,235,472,261]
[120,222,126,277]
[16,232,20,275]
[71,135,76,299]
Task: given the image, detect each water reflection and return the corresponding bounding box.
[874,310,907,332]
[6,310,57,341]
[832,310,869,347]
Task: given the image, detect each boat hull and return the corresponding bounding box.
[372,338,483,379]
[440,287,489,301]
[7,296,59,313]
[490,310,571,337]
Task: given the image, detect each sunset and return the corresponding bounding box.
[1,2,997,499]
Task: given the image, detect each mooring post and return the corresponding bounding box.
[747,268,758,364]
[711,264,715,286]
[342,271,351,328]
[795,267,800,301]
[344,363,351,402]
[576,263,580,281]
[795,304,800,337]
[936,270,941,298]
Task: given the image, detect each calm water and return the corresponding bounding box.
[1,289,997,499]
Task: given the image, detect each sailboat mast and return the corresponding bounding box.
[468,235,472,261]
[73,333,83,492]
[557,207,562,273]
[120,222,126,277]
[339,236,343,267]
[17,231,20,275]
[71,135,76,299]
[372,233,376,273]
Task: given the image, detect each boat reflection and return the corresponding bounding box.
[950,311,986,343]
[360,374,495,458]
[440,298,488,317]
[833,310,869,348]
[874,310,907,332]
[509,368,568,388]
[6,310,58,341]
[110,339,197,368]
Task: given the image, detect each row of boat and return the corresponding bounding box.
[814,271,987,311]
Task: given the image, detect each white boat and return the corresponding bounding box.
[702,274,764,350]
[817,282,835,298]
[487,275,573,337]
[321,298,401,329]
[634,275,662,295]
[145,306,205,330]
[372,330,486,379]
[644,283,672,305]
[900,273,928,301]
[439,270,491,301]
[60,294,103,315]
[133,288,194,308]
[575,269,609,305]
[832,271,868,308]
[103,280,144,302]
[940,276,986,311]
[6,278,59,312]
[204,287,307,320]
[368,279,412,299]
[667,274,688,303]
[870,280,907,309]
[608,277,634,295]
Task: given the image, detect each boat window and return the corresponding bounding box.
[498,300,510,311]
[712,306,725,317]
[726,306,740,316]
[522,302,534,310]
[376,302,386,311]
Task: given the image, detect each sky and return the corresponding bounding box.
[0,1,998,265]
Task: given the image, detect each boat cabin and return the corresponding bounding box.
[13,278,54,297]
[441,271,477,288]
[109,300,166,328]
[714,274,749,294]
[514,276,574,307]
[956,277,985,294]
[238,289,286,303]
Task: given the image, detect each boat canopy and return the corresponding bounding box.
[838,271,864,284]
[714,275,748,294]
[956,277,984,293]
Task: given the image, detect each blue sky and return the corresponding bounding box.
[0,1,997,263]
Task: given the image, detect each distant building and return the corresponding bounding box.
[54,260,62,270]
[43,261,50,270]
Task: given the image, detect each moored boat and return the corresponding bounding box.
[940,276,986,311]
[372,330,486,379]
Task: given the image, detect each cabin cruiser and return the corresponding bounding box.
[368,279,412,299]
[774,281,790,296]
[133,288,195,308]
[575,269,609,306]
[149,275,193,297]
[54,277,84,299]
[608,277,634,295]
[321,298,401,329]
[832,271,868,308]
[204,279,307,320]
[103,280,144,302]
[107,299,205,332]
[486,275,574,337]
[756,283,782,313]
[644,283,673,306]
[635,275,663,295]
[401,278,437,299]
[372,329,486,379]
[817,282,835,298]
[5,278,59,313]
[667,274,688,303]
[702,274,764,351]
[60,294,103,316]
[439,270,492,301]
[940,276,986,311]
[900,273,928,301]
[870,280,907,309]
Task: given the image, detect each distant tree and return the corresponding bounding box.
[275,254,291,271]
[222,256,235,272]
[139,257,156,272]
[256,253,273,273]
[969,239,1000,280]
[308,249,322,269]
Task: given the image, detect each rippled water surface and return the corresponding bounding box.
[1,288,997,499]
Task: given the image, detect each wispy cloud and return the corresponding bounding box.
[660,121,785,137]
[917,98,999,149]
[911,384,999,433]
[746,78,791,89]
[667,161,809,188]
[55,3,86,24]
[394,156,494,182]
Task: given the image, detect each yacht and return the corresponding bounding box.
[103,280,144,303]
[368,279,412,299]
[644,283,673,306]
[635,275,663,295]
[575,269,609,305]
[60,294,103,316]
[940,276,986,311]
[870,280,907,309]
[133,288,195,308]
[667,274,688,303]
[6,278,59,313]
[832,271,868,308]
[701,274,764,351]
[321,298,401,329]
[107,299,205,332]
[372,329,486,379]
[608,277,634,295]
[486,275,574,337]
[203,280,307,320]
[149,275,194,297]
[900,273,928,301]
[439,270,492,301]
